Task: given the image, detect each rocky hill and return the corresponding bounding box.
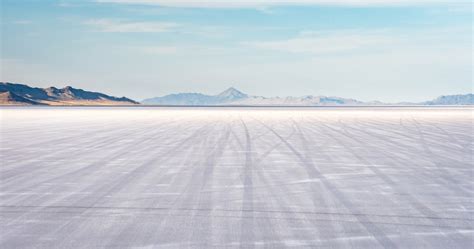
[0,82,139,105]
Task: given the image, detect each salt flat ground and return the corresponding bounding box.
[0,107,473,248]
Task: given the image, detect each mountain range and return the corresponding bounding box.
[0,82,138,105]
[423,94,474,105]
[142,87,366,106]
[142,87,473,106]
[1,82,472,106]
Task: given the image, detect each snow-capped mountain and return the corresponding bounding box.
[230,95,363,106]
[141,93,216,105]
[423,94,474,105]
[142,87,364,106]
[143,88,474,106]
[215,87,248,102]
[142,87,249,105]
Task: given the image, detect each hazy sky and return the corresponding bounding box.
[1,0,472,102]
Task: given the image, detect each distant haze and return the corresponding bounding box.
[142,87,473,106]
[1,0,472,102]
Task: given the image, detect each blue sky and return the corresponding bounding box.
[1,0,472,102]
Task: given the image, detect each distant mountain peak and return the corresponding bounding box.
[142,87,248,105]
[221,86,238,92]
[217,87,247,99]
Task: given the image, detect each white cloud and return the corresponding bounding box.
[12,20,32,25]
[127,44,233,55]
[137,46,178,54]
[58,2,78,7]
[243,27,471,55]
[243,31,395,54]
[95,0,471,8]
[84,19,179,33]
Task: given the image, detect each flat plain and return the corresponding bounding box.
[0,107,473,248]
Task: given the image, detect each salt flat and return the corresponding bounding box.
[0,107,473,248]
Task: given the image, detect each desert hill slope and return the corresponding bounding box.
[0,82,138,105]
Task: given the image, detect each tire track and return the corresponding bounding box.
[316,117,471,244]
[0,120,218,246]
[238,117,255,249]
[254,118,399,249]
[333,117,472,196]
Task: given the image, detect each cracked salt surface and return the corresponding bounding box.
[0,106,473,248]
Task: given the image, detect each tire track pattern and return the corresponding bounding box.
[1,107,472,249]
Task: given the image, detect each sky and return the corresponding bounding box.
[1,0,472,102]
